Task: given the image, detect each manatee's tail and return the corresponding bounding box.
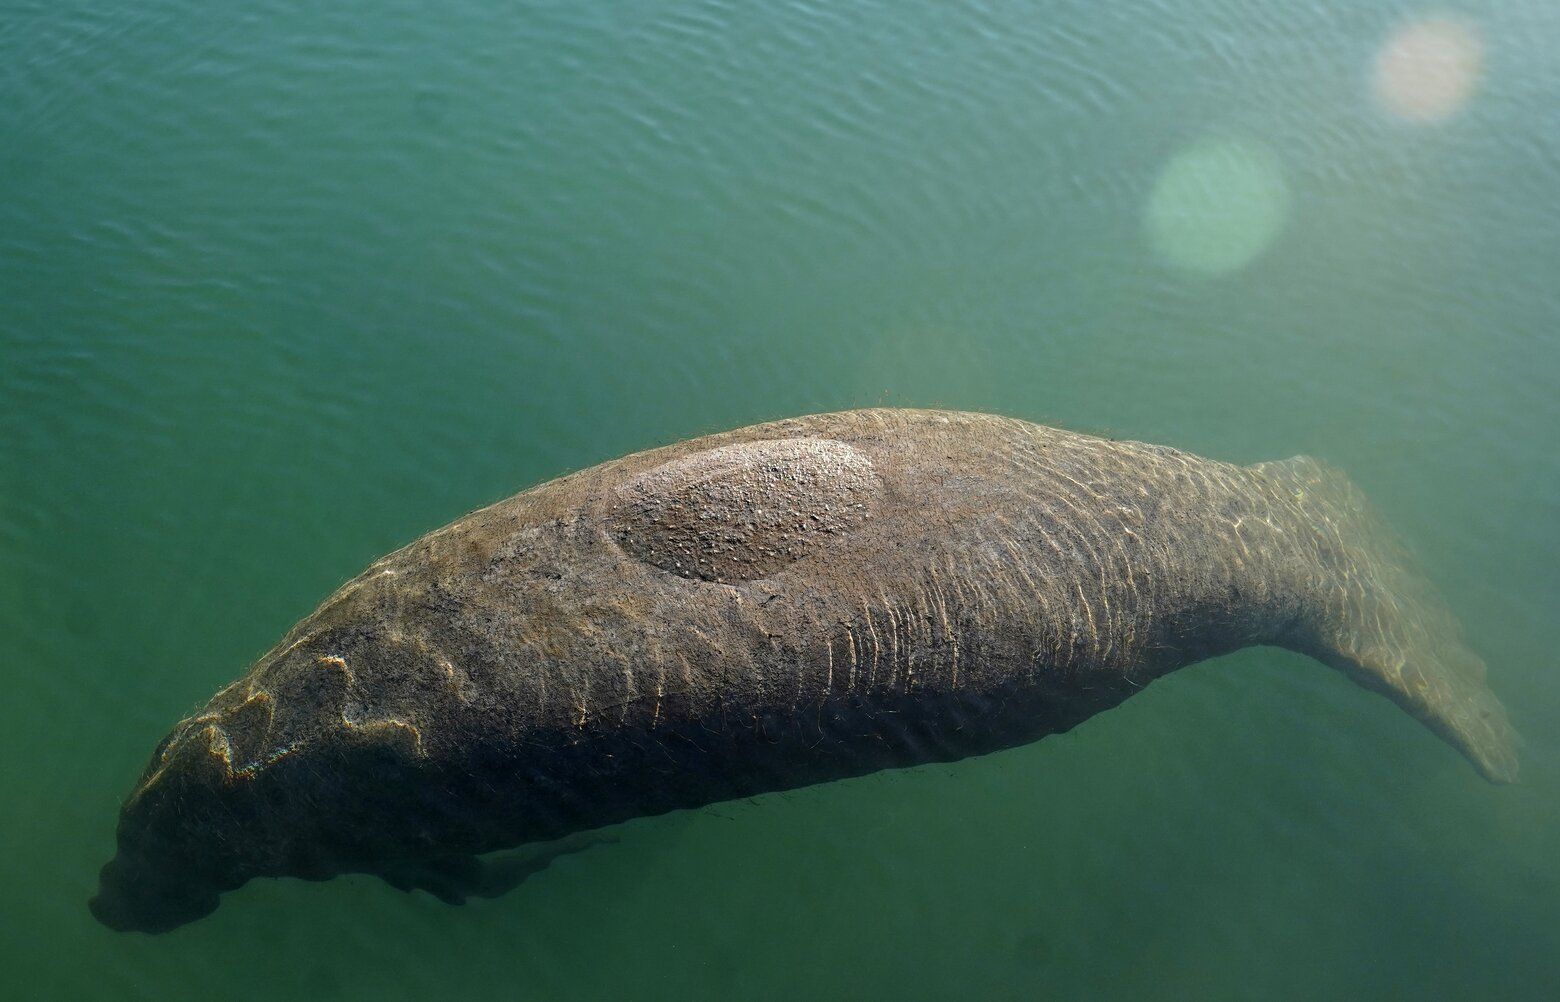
[1250,455,1519,783]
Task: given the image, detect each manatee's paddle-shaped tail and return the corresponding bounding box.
[1251,456,1519,783]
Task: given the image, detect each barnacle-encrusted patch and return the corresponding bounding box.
[608,437,881,583]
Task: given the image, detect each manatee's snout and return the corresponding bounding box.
[90,853,220,934]
[93,624,440,933]
[90,723,255,933]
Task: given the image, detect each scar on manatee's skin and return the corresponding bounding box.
[608,438,882,582]
[93,409,1517,935]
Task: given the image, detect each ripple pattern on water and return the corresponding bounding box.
[2,0,1558,998]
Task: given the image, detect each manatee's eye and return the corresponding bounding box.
[608,437,882,583]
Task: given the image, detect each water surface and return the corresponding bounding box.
[3,1,1558,998]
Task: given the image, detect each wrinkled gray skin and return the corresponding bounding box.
[92,409,1517,932]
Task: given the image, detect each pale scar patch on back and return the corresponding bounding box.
[607,437,882,583]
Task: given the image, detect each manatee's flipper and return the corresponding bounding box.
[468,831,618,900]
[377,854,487,905]
[376,832,618,905]
[1253,455,1519,783]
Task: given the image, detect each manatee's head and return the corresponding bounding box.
[90,719,246,933]
[92,565,450,933]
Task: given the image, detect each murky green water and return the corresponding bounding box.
[3,1,1558,998]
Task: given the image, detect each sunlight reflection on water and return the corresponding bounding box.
[1144,136,1290,277]
[1373,15,1484,123]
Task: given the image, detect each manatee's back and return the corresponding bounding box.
[145,407,1516,837]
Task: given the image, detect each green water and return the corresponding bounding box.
[3,0,1558,997]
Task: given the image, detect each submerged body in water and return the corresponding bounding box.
[92,409,1516,932]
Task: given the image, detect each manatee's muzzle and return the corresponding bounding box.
[89,854,221,934]
[90,724,250,933]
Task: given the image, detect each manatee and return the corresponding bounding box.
[91,409,1517,932]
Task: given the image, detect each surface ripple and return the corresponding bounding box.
[2,0,1558,998]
